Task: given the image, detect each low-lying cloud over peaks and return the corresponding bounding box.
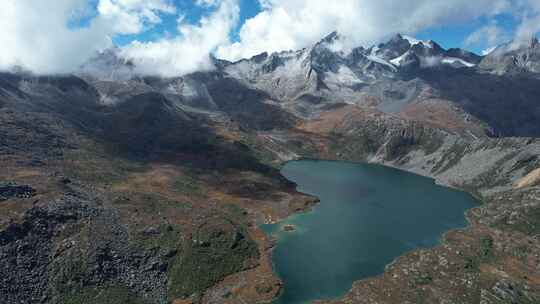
[119,0,239,77]
[513,0,540,47]
[0,0,177,74]
[0,0,109,74]
[2,0,540,77]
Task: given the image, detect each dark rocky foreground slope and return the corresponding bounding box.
[1,34,540,304]
[0,183,263,304]
[0,72,314,304]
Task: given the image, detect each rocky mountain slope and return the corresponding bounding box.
[480,37,540,75]
[1,33,540,304]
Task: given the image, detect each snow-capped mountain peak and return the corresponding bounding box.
[402,35,434,49]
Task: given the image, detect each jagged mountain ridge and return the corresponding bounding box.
[76,32,540,137]
[220,33,482,103]
[480,36,540,75]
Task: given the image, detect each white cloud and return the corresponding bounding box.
[216,0,511,61]
[0,0,109,74]
[119,0,240,77]
[98,0,176,34]
[0,0,175,74]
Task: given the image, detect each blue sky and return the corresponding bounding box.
[113,0,263,47]
[416,14,521,54]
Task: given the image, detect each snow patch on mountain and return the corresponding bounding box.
[441,57,476,67]
[402,35,433,49]
[367,55,398,71]
[481,46,497,56]
[390,51,410,66]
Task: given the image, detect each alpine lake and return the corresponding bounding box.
[262,160,479,304]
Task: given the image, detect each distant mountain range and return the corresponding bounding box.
[81,32,540,80]
[72,33,540,137]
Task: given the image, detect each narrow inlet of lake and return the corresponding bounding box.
[262,160,479,304]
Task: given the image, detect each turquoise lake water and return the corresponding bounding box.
[262,160,479,304]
